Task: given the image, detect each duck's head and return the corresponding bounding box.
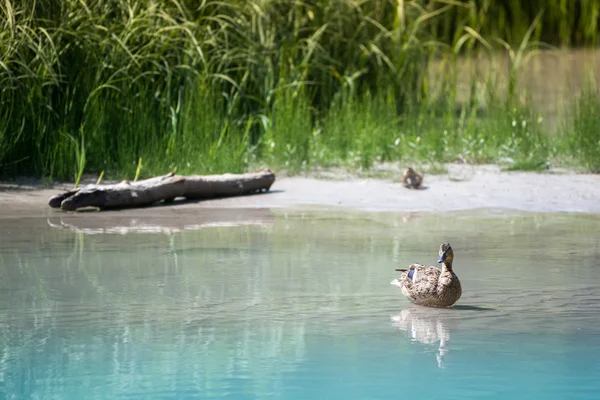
[404,167,416,176]
[437,243,453,264]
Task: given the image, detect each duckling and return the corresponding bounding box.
[391,243,462,308]
[400,167,424,189]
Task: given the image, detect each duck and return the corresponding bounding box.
[391,243,462,308]
[400,167,424,189]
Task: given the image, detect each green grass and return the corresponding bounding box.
[502,159,549,172]
[562,84,600,173]
[0,0,599,182]
[436,0,600,48]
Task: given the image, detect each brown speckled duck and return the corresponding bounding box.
[400,167,424,189]
[391,243,462,308]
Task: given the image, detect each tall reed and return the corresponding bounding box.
[0,0,598,179]
[564,82,600,172]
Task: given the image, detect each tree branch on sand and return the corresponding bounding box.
[48,169,276,211]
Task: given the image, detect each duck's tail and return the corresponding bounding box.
[395,268,415,281]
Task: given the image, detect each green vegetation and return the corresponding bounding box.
[0,0,599,181]
[563,83,600,173]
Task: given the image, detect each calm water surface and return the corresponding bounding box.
[1,208,599,399]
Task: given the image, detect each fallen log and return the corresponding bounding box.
[48,169,276,211]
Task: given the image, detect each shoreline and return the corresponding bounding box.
[1,164,600,218]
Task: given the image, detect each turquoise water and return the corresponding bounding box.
[1,209,599,399]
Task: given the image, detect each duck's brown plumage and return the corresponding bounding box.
[391,243,462,308]
[400,167,424,189]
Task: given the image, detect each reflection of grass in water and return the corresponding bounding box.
[4,211,600,306]
[0,226,310,396]
[1,210,599,395]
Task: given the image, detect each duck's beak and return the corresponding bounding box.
[437,251,447,263]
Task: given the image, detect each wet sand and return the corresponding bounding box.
[1,164,599,218]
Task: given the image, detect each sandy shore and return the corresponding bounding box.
[1,164,599,218]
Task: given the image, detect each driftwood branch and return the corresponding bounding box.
[49,169,276,211]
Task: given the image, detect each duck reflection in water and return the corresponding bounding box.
[390,305,460,369]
